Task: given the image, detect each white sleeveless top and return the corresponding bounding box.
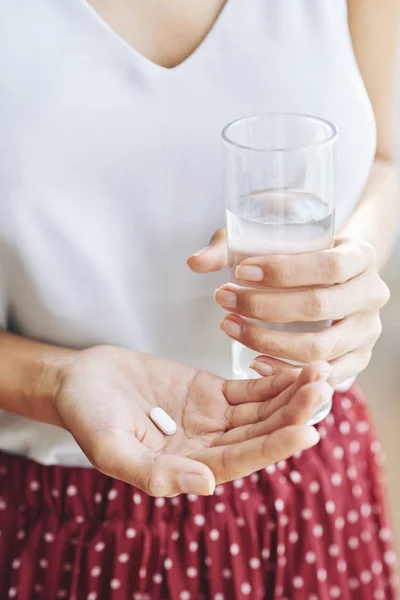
[0,0,376,466]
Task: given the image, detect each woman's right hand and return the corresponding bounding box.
[52,345,332,497]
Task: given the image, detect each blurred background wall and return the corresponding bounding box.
[358,74,400,552]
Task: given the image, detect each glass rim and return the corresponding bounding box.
[221,112,338,153]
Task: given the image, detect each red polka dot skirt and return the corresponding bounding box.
[0,387,397,600]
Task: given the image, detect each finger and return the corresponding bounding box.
[329,349,373,387]
[225,361,330,428]
[250,355,301,377]
[86,432,216,497]
[187,228,228,273]
[190,425,320,484]
[215,270,389,322]
[216,381,333,446]
[220,312,378,363]
[234,237,375,288]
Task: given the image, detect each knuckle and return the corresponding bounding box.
[244,292,263,318]
[378,280,391,305]
[301,289,327,320]
[301,334,327,362]
[325,252,344,283]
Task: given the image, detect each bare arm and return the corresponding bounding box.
[340,0,400,268]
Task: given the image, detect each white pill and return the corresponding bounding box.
[150,407,177,436]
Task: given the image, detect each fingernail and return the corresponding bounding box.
[189,247,209,259]
[214,289,237,309]
[180,474,214,495]
[250,359,273,376]
[235,265,264,282]
[220,317,241,339]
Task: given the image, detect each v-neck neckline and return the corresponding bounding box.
[78,0,232,74]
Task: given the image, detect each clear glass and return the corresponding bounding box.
[222,113,338,425]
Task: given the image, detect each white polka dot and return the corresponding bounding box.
[275,586,284,596]
[118,553,129,563]
[87,594,97,600]
[257,505,267,515]
[110,579,120,590]
[17,530,25,541]
[236,517,245,527]
[126,528,136,539]
[347,510,359,524]
[313,524,323,537]
[305,551,316,564]
[374,591,385,600]
[352,485,362,498]
[331,473,342,486]
[278,556,287,567]
[0,465,7,475]
[328,544,340,557]
[308,596,318,600]
[215,503,225,512]
[164,558,173,570]
[52,489,59,498]
[301,508,312,521]
[333,446,344,460]
[39,559,48,569]
[180,592,191,600]
[209,529,220,541]
[240,491,249,501]
[91,566,101,577]
[325,501,336,515]
[8,588,17,598]
[214,594,224,600]
[44,532,54,543]
[361,529,372,543]
[67,485,77,497]
[262,548,270,560]
[56,591,67,599]
[319,426,327,438]
[326,413,335,426]
[34,586,43,594]
[289,531,299,544]
[265,464,276,475]
[337,559,347,573]
[317,568,327,582]
[347,466,357,480]
[63,563,73,572]
[249,557,260,569]
[277,460,286,470]
[371,440,381,453]
[233,478,244,488]
[186,567,197,579]
[309,481,320,494]
[229,543,240,556]
[277,544,285,556]
[290,471,302,483]
[94,541,105,552]
[379,527,392,542]
[293,577,304,589]
[194,515,205,526]
[170,497,180,506]
[75,516,85,524]
[154,497,165,507]
[384,550,397,566]
[348,536,359,549]
[349,440,360,454]
[189,541,198,552]
[139,568,146,578]
[94,493,102,504]
[361,503,372,518]
[341,397,352,410]
[372,561,383,575]
[293,450,303,458]
[171,531,180,541]
[153,573,162,584]
[275,499,284,512]
[241,583,252,595]
[214,485,224,495]
[133,493,142,505]
[30,480,40,491]
[356,421,369,434]
[360,570,372,584]
[330,586,341,598]
[250,473,259,483]
[12,559,20,569]
[339,421,350,435]
[222,568,232,579]
[186,494,197,502]
[280,514,289,527]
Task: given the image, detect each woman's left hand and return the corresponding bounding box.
[188,233,390,386]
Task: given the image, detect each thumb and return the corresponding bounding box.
[187,228,228,273]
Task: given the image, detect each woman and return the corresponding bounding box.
[0,0,397,598]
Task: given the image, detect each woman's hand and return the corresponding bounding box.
[52,345,330,496]
[188,232,390,386]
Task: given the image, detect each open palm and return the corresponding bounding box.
[54,346,331,497]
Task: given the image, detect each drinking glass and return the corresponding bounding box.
[222,113,338,425]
